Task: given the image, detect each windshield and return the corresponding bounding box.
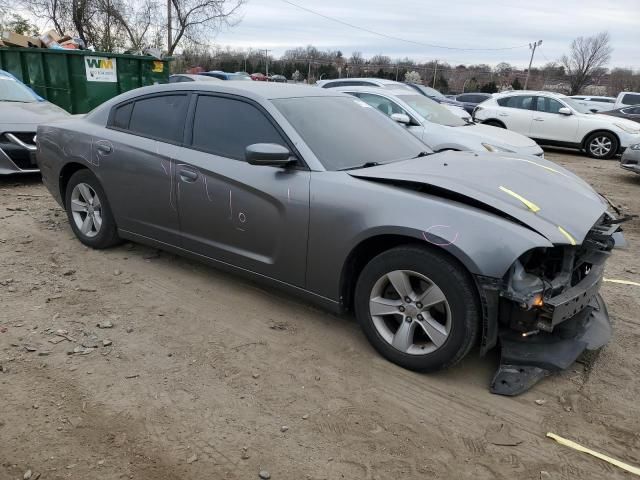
[562,97,594,114]
[0,76,39,102]
[398,94,467,127]
[273,96,429,170]
[412,84,446,99]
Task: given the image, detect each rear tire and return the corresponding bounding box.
[585,132,618,159]
[483,120,506,128]
[64,169,120,249]
[354,245,480,372]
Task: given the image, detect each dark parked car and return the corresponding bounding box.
[269,74,287,83]
[0,69,70,175]
[199,71,251,81]
[453,92,493,115]
[37,82,623,395]
[601,105,640,124]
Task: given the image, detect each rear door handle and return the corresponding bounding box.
[96,143,112,154]
[533,118,544,121]
[179,169,198,182]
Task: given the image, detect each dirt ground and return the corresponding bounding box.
[1,149,639,480]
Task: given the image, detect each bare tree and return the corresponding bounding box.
[561,31,612,95]
[168,0,244,55]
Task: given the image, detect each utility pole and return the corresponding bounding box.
[308,61,312,82]
[432,60,438,88]
[264,49,271,76]
[524,40,542,90]
[167,0,172,54]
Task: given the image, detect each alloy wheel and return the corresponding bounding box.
[589,136,612,158]
[70,182,102,238]
[369,270,451,355]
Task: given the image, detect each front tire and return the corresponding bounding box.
[354,245,480,372]
[64,169,120,249]
[585,132,618,159]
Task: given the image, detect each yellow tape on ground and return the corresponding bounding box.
[547,432,640,476]
[604,278,640,287]
[499,186,541,213]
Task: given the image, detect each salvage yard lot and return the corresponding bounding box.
[1,150,639,480]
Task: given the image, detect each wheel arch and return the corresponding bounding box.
[338,233,481,314]
[59,162,90,202]
[581,129,620,150]
[482,119,507,128]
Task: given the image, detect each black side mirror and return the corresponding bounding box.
[245,143,294,166]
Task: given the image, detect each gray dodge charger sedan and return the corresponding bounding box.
[37,82,625,395]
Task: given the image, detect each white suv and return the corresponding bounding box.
[473,91,640,159]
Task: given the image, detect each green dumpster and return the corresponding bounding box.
[0,47,170,114]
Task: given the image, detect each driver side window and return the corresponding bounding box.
[356,93,406,117]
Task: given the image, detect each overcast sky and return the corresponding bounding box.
[212,0,640,68]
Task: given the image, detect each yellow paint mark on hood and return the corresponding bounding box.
[499,186,541,213]
[557,226,577,245]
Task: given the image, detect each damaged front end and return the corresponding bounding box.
[481,213,625,395]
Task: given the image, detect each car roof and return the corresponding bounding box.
[319,77,403,86]
[494,90,568,99]
[171,74,221,81]
[332,85,420,97]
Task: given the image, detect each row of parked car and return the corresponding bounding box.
[31,78,627,395]
[2,68,639,177]
[315,77,640,163]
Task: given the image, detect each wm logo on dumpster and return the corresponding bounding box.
[84,56,117,82]
[86,58,113,69]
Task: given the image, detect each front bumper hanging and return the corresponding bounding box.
[491,293,611,395]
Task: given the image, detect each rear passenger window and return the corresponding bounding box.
[497,95,534,110]
[128,94,188,143]
[191,96,286,160]
[112,102,133,129]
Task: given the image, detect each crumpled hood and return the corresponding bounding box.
[349,151,607,245]
[0,101,69,126]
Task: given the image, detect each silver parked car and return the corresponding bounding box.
[621,143,640,174]
[0,69,70,174]
[335,86,544,156]
[37,82,623,395]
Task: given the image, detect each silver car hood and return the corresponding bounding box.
[459,123,541,150]
[348,151,606,245]
[0,101,69,126]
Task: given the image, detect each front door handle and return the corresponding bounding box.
[533,118,544,121]
[179,169,198,182]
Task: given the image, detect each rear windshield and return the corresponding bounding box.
[622,93,640,106]
[273,96,428,170]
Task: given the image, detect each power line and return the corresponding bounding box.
[280,0,529,52]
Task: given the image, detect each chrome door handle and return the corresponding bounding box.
[179,169,198,182]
